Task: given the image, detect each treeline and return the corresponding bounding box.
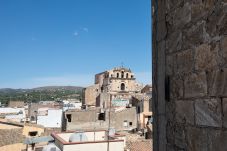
[0,89,83,105]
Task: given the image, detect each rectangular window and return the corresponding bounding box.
[66,114,72,122]
[129,122,133,126]
[98,113,105,121]
[123,120,128,128]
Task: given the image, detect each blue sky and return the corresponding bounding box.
[0,0,151,88]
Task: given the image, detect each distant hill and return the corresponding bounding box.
[0,86,84,104]
[33,86,83,91]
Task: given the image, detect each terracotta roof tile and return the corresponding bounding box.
[127,140,152,151]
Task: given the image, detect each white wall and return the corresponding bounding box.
[58,131,106,142]
[37,109,62,128]
[2,108,26,122]
[63,141,124,151]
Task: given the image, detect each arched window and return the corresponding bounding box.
[117,73,119,78]
[126,73,129,78]
[121,71,124,78]
[121,83,125,91]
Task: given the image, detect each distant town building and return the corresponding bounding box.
[62,100,82,111]
[81,67,152,132]
[8,100,24,108]
[0,107,26,122]
[63,107,137,131]
[83,67,143,107]
[49,130,125,151]
[28,101,63,123]
[37,108,63,128]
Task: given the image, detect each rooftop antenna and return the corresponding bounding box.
[121,62,124,68]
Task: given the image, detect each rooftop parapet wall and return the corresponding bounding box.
[0,127,23,147]
[152,0,227,151]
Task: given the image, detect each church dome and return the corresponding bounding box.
[42,143,61,151]
[69,132,88,142]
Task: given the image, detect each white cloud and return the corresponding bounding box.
[73,31,79,36]
[82,27,88,32]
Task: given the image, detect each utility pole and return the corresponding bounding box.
[107,94,112,151]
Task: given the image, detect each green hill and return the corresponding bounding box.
[0,86,84,105]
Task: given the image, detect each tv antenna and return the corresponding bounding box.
[121,62,124,67]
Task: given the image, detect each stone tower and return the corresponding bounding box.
[152,0,227,151]
[84,67,143,106]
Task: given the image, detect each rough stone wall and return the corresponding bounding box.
[64,107,137,131]
[112,107,137,130]
[0,128,23,147]
[152,0,227,151]
[8,101,24,108]
[84,84,100,106]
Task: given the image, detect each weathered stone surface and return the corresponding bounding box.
[195,98,222,127]
[166,54,174,75]
[184,72,207,98]
[153,0,227,151]
[166,102,176,122]
[166,30,182,53]
[217,11,227,35]
[207,130,227,151]
[194,43,219,71]
[207,69,227,97]
[191,1,206,22]
[191,0,215,21]
[182,21,207,49]
[170,76,184,99]
[175,101,194,124]
[206,2,227,37]
[166,2,191,32]
[220,36,227,66]
[186,127,208,151]
[175,49,193,74]
[174,2,191,28]
[0,128,23,147]
[174,124,186,149]
[166,0,183,12]
[222,98,227,128]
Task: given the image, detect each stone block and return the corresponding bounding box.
[207,69,227,97]
[218,13,227,35]
[166,102,175,122]
[175,49,193,74]
[170,76,184,99]
[182,21,207,49]
[166,54,174,75]
[207,130,227,151]
[195,98,222,127]
[166,30,182,53]
[174,2,191,28]
[166,0,183,12]
[174,124,186,149]
[175,101,194,125]
[194,43,219,71]
[222,98,227,128]
[220,36,227,66]
[184,72,207,98]
[191,0,215,22]
[186,127,208,151]
[166,2,191,33]
[206,3,227,37]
